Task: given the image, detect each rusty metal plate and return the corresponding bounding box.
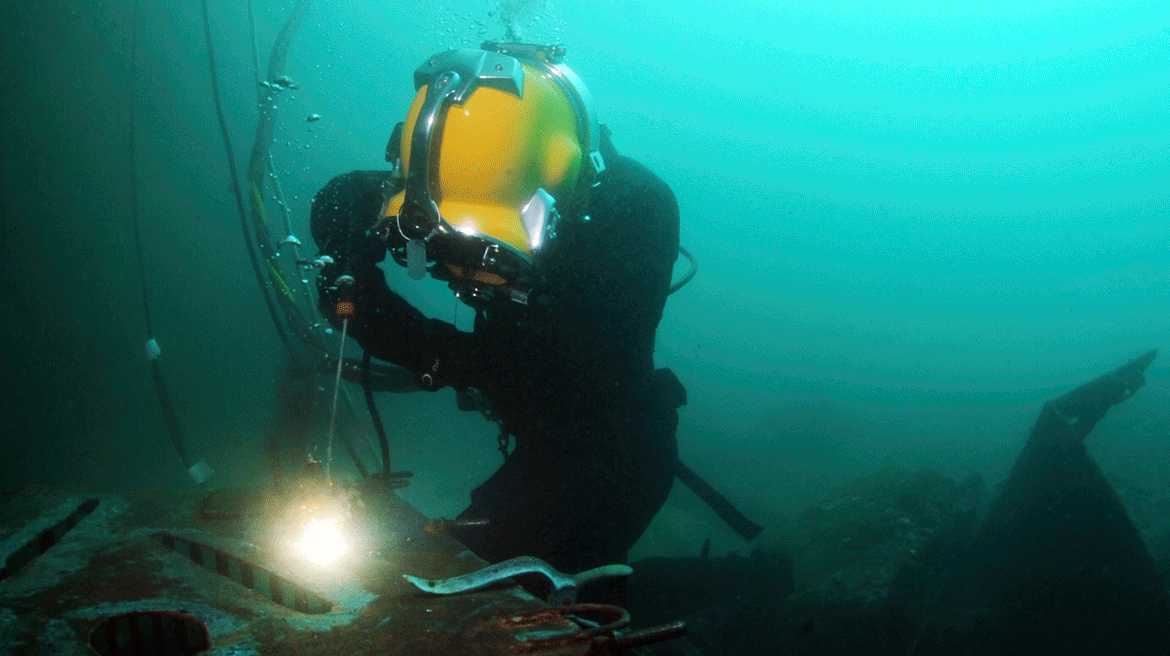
[0,483,592,655]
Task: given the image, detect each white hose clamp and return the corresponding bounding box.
[145,338,161,362]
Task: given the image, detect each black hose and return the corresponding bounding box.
[670,246,697,295]
[128,0,193,473]
[243,0,315,354]
[246,0,261,88]
[237,0,326,367]
[362,349,392,476]
[128,2,149,336]
[201,0,296,356]
[150,360,190,468]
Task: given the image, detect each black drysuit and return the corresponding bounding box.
[311,132,683,575]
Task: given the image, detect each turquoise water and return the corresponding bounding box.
[0,0,1167,558]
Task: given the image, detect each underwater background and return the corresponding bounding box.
[1,0,1167,560]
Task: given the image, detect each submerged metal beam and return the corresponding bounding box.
[911,349,1170,656]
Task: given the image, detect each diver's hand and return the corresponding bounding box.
[313,263,473,393]
[314,263,474,392]
[316,262,425,367]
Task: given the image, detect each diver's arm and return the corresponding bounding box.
[317,260,475,386]
[311,171,479,390]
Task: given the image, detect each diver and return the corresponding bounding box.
[310,43,684,580]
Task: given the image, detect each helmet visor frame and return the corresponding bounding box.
[397,49,527,242]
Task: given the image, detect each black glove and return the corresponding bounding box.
[311,170,476,392]
[316,261,422,368]
[315,253,477,393]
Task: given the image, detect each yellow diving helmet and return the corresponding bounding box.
[381,42,605,307]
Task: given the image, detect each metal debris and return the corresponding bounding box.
[404,555,633,606]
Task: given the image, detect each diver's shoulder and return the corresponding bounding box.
[601,155,677,206]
